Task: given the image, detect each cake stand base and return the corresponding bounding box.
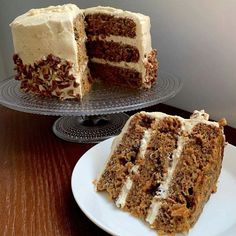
[52,113,129,143]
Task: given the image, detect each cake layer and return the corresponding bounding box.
[84,6,151,39]
[88,62,142,87]
[88,46,158,87]
[86,40,140,63]
[85,13,136,38]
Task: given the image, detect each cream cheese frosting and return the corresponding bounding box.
[146,135,186,225]
[116,177,133,208]
[10,4,82,66]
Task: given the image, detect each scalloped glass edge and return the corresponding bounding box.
[0,71,182,116]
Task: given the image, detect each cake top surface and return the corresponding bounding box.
[141,110,220,127]
[10,4,81,27]
[120,110,221,141]
[84,6,150,22]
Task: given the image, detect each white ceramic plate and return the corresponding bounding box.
[71,138,236,236]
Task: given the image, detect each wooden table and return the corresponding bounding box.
[0,104,235,236]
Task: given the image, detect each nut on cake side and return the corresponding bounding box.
[95,110,226,234]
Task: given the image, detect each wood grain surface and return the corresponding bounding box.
[0,104,235,236]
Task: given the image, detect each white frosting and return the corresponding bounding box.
[145,110,219,130]
[89,34,144,48]
[138,129,153,159]
[10,4,82,65]
[116,177,133,208]
[90,58,142,72]
[141,111,168,120]
[156,135,185,199]
[146,200,162,225]
[130,165,139,174]
[84,6,152,81]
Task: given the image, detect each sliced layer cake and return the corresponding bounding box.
[10,4,91,100]
[84,6,158,88]
[10,4,158,100]
[96,110,226,234]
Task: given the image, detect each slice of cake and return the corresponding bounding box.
[84,6,158,88]
[10,4,91,100]
[96,110,226,234]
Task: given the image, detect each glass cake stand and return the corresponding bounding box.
[0,71,182,143]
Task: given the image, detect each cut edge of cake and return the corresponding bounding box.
[84,6,158,89]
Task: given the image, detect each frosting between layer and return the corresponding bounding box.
[89,35,153,74]
[116,177,133,208]
[90,58,142,72]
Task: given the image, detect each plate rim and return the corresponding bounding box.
[71,138,236,236]
[71,138,116,235]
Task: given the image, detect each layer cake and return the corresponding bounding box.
[10,4,158,100]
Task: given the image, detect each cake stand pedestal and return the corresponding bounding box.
[52,114,129,143]
[0,71,182,143]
